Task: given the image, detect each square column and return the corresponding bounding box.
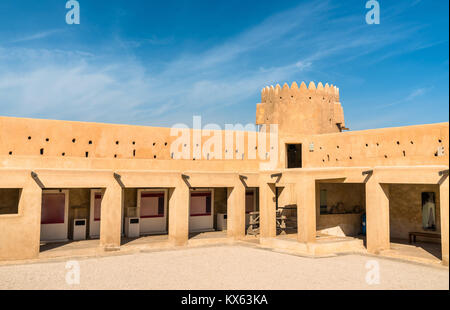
[227,182,245,240]
[168,181,190,246]
[0,179,42,261]
[366,177,390,254]
[259,182,276,239]
[440,176,449,266]
[99,181,123,250]
[296,177,316,243]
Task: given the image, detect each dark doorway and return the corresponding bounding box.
[286,144,302,168]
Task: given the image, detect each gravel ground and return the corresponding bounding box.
[0,245,448,290]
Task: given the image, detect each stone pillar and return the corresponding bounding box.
[100,181,122,250]
[296,177,316,243]
[227,182,245,240]
[259,182,276,239]
[366,177,390,254]
[439,176,449,266]
[168,181,190,246]
[0,179,42,261]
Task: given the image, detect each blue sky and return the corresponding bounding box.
[0,0,448,130]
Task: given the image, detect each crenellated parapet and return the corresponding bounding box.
[256,81,346,135]
[261,81,339,103]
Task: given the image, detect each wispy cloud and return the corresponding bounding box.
[373,87,431,110]
[118,35,174,49]
[10,29,64,43]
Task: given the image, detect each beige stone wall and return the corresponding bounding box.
[0,189,20,215]
[1,117,447,172]
[389,184,441,242]
[278,122,449,169]
[0,116,266,164]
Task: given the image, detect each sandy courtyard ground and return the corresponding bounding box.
[0,245,448,290]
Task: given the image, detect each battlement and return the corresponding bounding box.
[261,81,339,103]
[256,81,345,135]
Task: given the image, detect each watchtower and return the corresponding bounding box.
[256,81,346,135]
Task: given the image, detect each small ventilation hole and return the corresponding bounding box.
[40,148,44,155]
[153,142,156,146]
[9,151,12,155]
[132,141,136,145]
[438,139,442,143]
[45,138,49,142]
[62,152,65,156]
[164,142,168,146]
[365,144,368,147]
[72,138,76,143]
[154,155,157,159]
[384,155,388,158]
[89,140,93,145]
[396,141,400,145]
[349,156,353,160]
[410,141,414,144]
[85,152,89,158]
[114,154,117,158]
[116,141,119,145]
[403,151,406,157]
[28,136,32,140]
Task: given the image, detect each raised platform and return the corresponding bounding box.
[260,234,365,256]
[380,239,442,266]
